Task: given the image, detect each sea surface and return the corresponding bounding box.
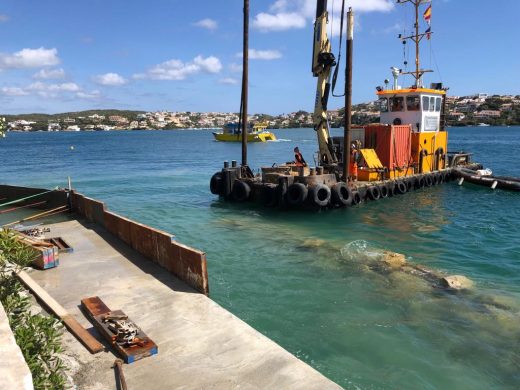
[2,127,520,389]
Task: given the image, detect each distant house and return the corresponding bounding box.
[109,115,129,124]
[474,110,501,119]
[88,114,105,121]
[63,117,75,123]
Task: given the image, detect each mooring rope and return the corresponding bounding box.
[0,188,58,208]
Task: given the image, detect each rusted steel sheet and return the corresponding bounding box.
[82,196,106,226]
[0,184,67,209]
[72,191,209,295]
[104,211,132,245]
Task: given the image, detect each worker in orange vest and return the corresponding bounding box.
[349,142,359,181]
[294,147,307,167]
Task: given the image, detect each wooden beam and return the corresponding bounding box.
[16,271,104,354]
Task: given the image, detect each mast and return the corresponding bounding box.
[343,8,354,181]
[397,0,432,87]
[241,0,249,167]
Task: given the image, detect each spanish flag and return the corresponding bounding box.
[423,5,432,24]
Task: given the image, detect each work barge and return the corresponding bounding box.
[210,0,482,209]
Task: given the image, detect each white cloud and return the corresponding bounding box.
[254,0,393,32]
[252,12,306,31]
[33,68,66,80]
[229,63,242,73]
[76,90,102,99]
[194,18,218,31]
[219,78,239,85]
[0,47,60,69]
[93,73,128,86]
[1,87,28,96]
[237,49,282,60]
[134,55,222,81]
[0,14,9,23]
[27,82,80,92]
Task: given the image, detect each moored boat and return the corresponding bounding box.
[453,167,520,191]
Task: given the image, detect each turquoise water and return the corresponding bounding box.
[2,127,520,389]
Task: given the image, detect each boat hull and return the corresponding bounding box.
[453,168,520,191]
[213,132,276,142]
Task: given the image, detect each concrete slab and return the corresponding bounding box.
[28,218,342,389]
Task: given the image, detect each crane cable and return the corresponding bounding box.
[331,0,346,97]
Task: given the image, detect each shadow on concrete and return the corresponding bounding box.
[74,216,199,296]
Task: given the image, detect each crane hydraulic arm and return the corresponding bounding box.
[312,0,337,167]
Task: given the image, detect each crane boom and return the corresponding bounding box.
[312,0,337,167]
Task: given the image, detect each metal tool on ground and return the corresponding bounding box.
[16,270,105,354]
[113,359,128,390]
[81,296,158,363]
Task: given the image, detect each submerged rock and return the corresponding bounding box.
[440,275,474,290]
[381,251,407,269]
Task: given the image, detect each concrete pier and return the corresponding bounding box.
[28,217,342,389]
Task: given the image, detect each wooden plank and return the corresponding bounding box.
[16,271,104,354]
[81,296,158,363]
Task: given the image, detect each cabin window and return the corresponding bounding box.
[406,96,420,111]
[429,97,436,112]
[378,98,389,112]
[422,96,430,111]
[390,97,404,112]
[435,97,442,112]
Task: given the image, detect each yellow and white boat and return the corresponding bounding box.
[213,121,276,142]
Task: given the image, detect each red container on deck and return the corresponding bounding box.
[363,124,412,170]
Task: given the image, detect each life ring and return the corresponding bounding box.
[331,182,353,207]
[351,191,362,205]
[210,172,222,195]
[232,180,251,202]
[395,181,407,194]
[286,183,308,206]
[308,184,331,207]
[367,186,381,200]
[424,174,433,187]
[379,185,389,198]
[416,175,426,189]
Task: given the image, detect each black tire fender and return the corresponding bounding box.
[425,174,433,187]
[416,175,425,189]
[395,181,407,194]
[210,172,222,195]
[367,186,381,201]
[286,183,308,206]
[379,185,389,198]
[331,182,353,206]
[351,191,362,205]
[404,178,414,192]
[309,184,331,207]
[232,180,251,202]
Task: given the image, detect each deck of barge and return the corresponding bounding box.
[28,216,341,389]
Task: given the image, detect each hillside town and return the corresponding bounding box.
[4,93,520,132]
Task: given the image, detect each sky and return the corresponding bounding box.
[0,0,519,115]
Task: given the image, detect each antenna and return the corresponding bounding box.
[396,0,433,87]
